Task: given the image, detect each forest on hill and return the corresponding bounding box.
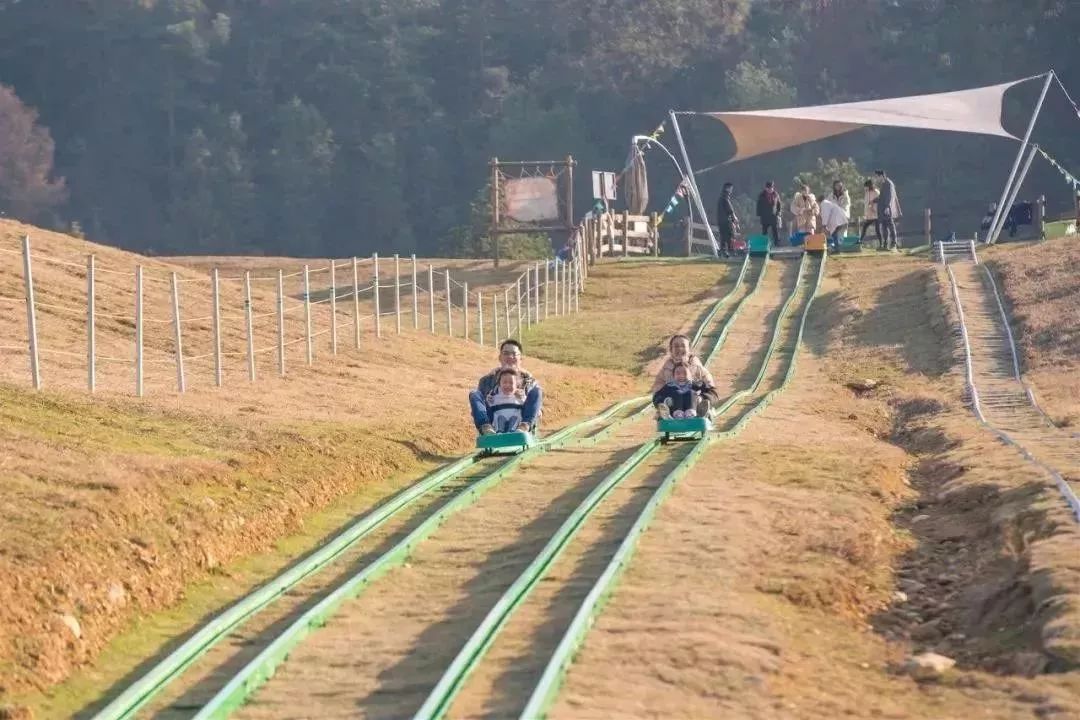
[0,0,1078,258]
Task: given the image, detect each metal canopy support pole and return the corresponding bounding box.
[995,144,1040,242]
[669,110,718,257]
[988,72,1054,244]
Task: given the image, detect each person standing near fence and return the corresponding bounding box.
[756,181,782,246]
[860,178,881,246]
[791,183,820,234]
[875,169,902,251]
[716,182,738,258]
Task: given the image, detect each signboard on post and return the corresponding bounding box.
[591,171,616,201]
[488,156,576,268]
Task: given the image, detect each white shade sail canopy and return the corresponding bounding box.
[702,76,1041,163]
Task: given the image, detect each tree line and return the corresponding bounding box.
[0,0,1077,258]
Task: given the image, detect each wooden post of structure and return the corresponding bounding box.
[277,269,286,376]
[170,271,185,393]
[87,254,95,393]
[445,269,452,336]
[372,254,381,338]
[411,254,419,329]
[924,208,933,248]
[1037,195,1046,239]
[651,212,660,256]
[351,258,361,349]
[329,260,338,354]
[622,210,630,257]
[428,265,436,333]
[303,264,314,364]
[244,270,256,382]
[20,236,41,390]
[134,265,143,396]
[211,268,222,386]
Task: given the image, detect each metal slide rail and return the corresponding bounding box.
[183,259,753,718]
[943,263,1080,522]
[416,254,816,719]
[521,253,827,719]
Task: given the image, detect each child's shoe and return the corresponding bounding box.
[684,408,697,418]
[673,410,686,419]
[516,422,532,433]
[480,424,496,435]
[656,404,671,420]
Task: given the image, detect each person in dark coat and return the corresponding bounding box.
[755,181,782,246]
[874,169,901,250]
[716,182,738,258]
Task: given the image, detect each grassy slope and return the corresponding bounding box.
[984,237,1080,425]
[0,220,734,715]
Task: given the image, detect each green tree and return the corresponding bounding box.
[793,158,867,208]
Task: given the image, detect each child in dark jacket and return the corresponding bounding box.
[653,362,713,419]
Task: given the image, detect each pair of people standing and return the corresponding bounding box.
[861,170,901,250]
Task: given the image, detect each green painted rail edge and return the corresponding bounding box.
[417,255,806,719]
[703,255,770,368]
[412,438,665,720]
[90,452,479,720]
[520,253,827,719]
[690,254,749,349]
[189,393,646,720]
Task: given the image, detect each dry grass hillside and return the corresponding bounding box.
[0,219,735,708]
[985,237,1080,425]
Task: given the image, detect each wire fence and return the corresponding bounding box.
[1,236,584,397]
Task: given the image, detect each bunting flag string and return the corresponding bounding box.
[1037,146,1080,191]
[1053,72,1080,122]
[655,181,689,228]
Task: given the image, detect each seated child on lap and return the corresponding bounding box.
[486,369,529,433]
[652,361,709,419]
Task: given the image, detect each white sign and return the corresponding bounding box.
[591,171,616,201]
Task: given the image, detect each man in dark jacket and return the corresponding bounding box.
[756,181,782,246]
[716,182,738,258]
[874,169,901,250]
[468,339,543,434]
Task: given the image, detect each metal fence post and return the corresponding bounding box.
[352,257,361,349]
[87,254,95,393]
[493,292,500,348]
[212,267,223,386]
[277,268,286,376]
[170,271,185,393]
[372,253,382,338]
[135,265,143,397]
[428,265,436,334]
[504,287,512,338]
[411,254,419,329]
[463,282,470,340]
[304,264,313,364]
[534,262,541,322]
[21,235,41,390]
[478,290,484,346]
[516,276,522,333]
[244,270,256,381]
[394,253,402,334]
[445,269,452,337]
[544,260,550,319]
[329,260,338,354]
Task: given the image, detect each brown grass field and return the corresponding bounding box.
[1,219,1079,719]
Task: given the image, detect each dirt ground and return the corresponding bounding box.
[984,238,1080,426]
[552,256,1080,719]
[0,220,732,716]
[4,219,1080,719]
